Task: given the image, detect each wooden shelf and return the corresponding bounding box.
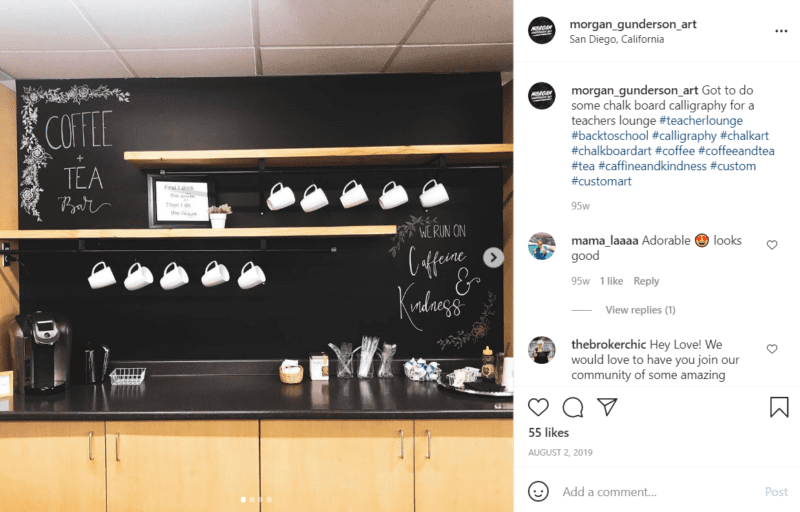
[124,144,513,169]
[0,226,396,240]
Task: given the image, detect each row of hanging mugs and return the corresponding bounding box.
[268,179,449,212]
[88,260,265,291]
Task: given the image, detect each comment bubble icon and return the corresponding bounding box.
[563,397,584,418]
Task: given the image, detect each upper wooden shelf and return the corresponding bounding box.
[0,226,396,240]
[124,144,513,169]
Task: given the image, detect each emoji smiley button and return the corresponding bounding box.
[695,233,709,247]
[529,481,550,502]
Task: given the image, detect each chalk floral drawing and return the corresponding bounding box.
[19,84,130,222]
[388,215,439,257]
[437,291,497,349]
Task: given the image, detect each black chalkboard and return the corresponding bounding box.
[16,75,504,360]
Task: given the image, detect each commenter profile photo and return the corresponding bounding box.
[529,232,555,260]
[529,336,556,364]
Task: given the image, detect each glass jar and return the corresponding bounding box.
[481,346,495,379]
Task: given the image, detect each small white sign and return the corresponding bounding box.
[155,181,210,222]
[0,373,10,397]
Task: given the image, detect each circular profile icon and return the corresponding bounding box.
[529,82,556,110]
[529,232,555,260]
[529,336,556,364]
[529,17,556,44]
[528,481,550,502]
[695,233,709,247]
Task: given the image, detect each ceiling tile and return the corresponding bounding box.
[78,0,253,49]
[258,0,427,46]
[121,48,255,77]
[0,0,106,51]
[260,46,394,75]
[387,44,512,74]
[0,51,131,79]
[407,0,512,44]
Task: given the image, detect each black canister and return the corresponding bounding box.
[71,342,110,384]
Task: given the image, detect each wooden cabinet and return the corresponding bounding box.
[105,420,259,512]
[0,421,106,512]
[415,419,513,511]
[0,417,511,510]
[261,419,414,512]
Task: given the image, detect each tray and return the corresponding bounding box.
[437,376,513,398]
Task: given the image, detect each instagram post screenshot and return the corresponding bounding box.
[0,1,795,511]
[0,1,513,511]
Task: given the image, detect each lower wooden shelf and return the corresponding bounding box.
[0,226,397,240]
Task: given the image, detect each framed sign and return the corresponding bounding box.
[147,174,216,228]
[0,371,12,398]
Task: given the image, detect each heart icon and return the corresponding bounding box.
[767,344,778,354]
[528,398,549,417]
[767,240,778,250]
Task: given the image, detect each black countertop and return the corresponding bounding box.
[0,375,512,421]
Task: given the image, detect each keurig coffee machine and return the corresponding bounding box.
[9,312,73,395]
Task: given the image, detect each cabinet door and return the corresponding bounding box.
[0,421,106,512]
[106,420,259,512]
[415,419,513,511]
[261,419,414,512]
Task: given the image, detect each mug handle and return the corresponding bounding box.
[383,181,396,195]
[343,180,357,194]
[91,261,106,274]
[128,262,140,276]
[205,261,218,273]
[423,179,437,193]
[270,182,283,195]
[304,184,317,198]
[241,261,254,275]
[164,262,177,276]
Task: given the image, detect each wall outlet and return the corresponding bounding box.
[1,243,9,268]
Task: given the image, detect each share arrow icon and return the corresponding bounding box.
[597,398,618,417]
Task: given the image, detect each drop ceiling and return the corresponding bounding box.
[0,0,512,82]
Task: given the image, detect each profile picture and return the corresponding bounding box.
[528,82,556,110]
[529,336,555,364]
[529,232,555,260]
[529,17,556,44]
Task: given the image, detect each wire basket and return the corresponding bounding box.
[109,368,146,386]
[446,370,480,387]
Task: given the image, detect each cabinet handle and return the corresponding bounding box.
[115,433,120,462]
[426,430,431,459]
[399,430,404,459]
[88,431,94,461]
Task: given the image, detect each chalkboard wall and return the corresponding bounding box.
[16,74,504,361]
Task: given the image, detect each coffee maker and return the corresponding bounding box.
[9,312,73,395]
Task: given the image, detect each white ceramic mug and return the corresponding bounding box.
[340,180,369,209]
[88,261,116,289]
[379,181,408,210]
[420,179,449,207]
[238,261,266,289]
[201,260,230,288]
[160,262,189,290]
[124,262,154,291]
[301,184,329,212]
[267,182,296,211]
